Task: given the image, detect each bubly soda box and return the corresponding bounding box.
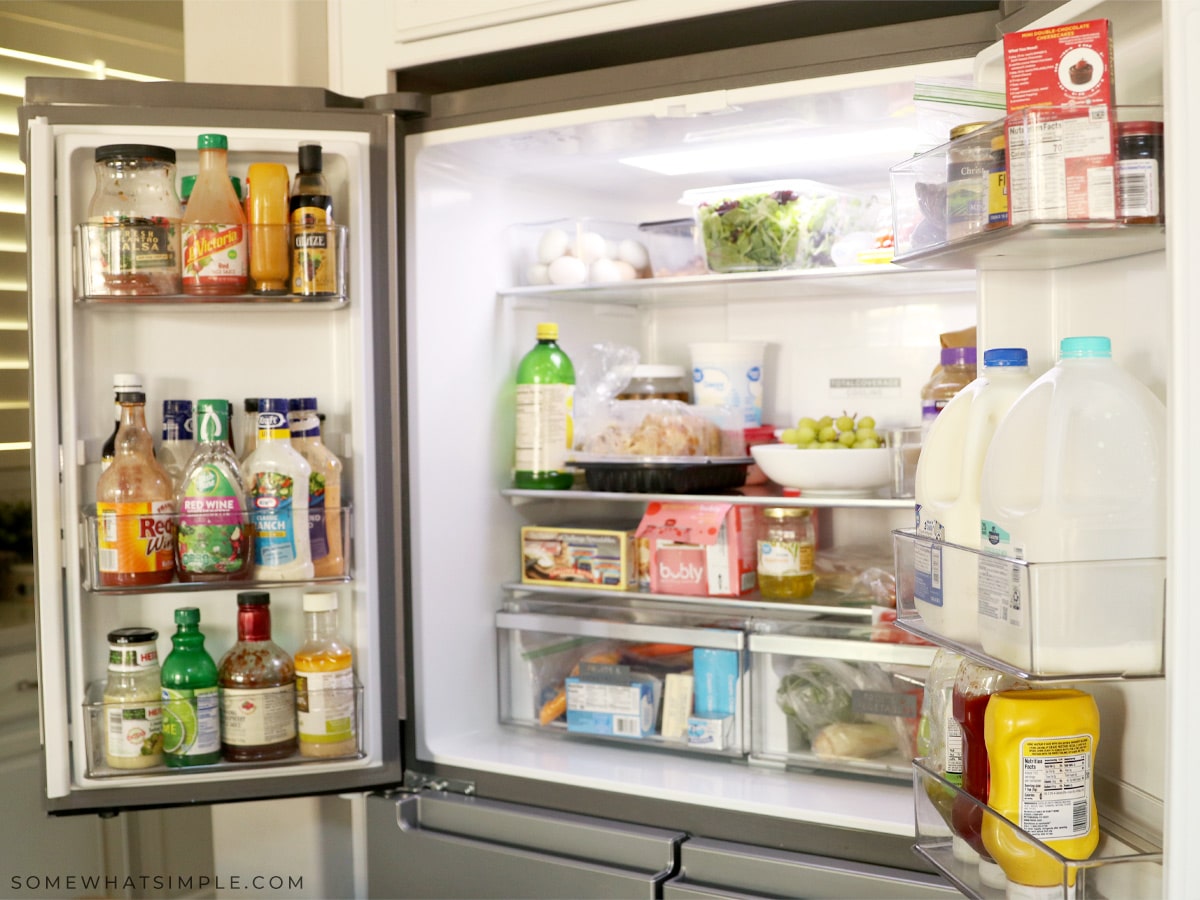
[637,502,757,597]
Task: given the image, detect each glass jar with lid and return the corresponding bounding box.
[756,507,816,601]
[85,143,183,296]
[102,626,163,769]
[617,364,690,402]
[945,122,994,242]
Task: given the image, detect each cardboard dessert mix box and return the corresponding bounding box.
[1002,18,1118,223]
[521,523,638,590]
[636,502,757,597]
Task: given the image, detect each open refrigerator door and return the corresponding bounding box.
[22,82,406,814]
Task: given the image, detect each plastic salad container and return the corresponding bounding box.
[681,180,876,273]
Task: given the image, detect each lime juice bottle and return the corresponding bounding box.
[161,607,221,767]
[514,322,575,490]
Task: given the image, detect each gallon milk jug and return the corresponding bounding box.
[978,336,1166,675]
[914,348,1033,642]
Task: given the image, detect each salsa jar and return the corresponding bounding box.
[1117,121,1165,225]
[85,144,183,296]
[756,507,815,601]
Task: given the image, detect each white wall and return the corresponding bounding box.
[182,0,329,87]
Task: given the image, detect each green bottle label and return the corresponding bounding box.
[161,685,219,758]
[178,464,248,574]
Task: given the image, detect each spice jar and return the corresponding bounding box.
[756,507,815,601]
[945,122,993,242]
[86,144,183,296]
[617,365,690,402]
[102,627,163,769]
[1117,121,1165,225]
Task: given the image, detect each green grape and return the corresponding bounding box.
[817,425,837,443]
[854,438,881,449]
[855,427,879,443]
[819,441,839,449]
[838,430,857,447]
[795,425,817,444]
[799,440,818,449]
[817,416,833,430]
[797,417,819,431]
[780,428,801,444]
[835,414,856,432]
[830,441,850,449]
[858,415,876,430]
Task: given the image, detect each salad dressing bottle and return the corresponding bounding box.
[289,398,345,578]
[295,591,357,758]
[243,398,313,580]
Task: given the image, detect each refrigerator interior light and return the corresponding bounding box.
[619,127,920,176]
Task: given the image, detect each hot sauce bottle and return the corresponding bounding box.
[950,660,1029,888]
[182,133,248,296]
[218,591,297,762]
[95,388,176,587]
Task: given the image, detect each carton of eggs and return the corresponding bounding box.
[515,220,653,286]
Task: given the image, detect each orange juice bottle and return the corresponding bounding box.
[295,592,357,758]
[182,133,247,295]
[246,162,290,294]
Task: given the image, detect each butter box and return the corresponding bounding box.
[637,502,757,598]
[521,524,637,590]
[565,670,661,738]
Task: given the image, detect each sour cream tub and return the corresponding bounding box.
[689,341,766,427]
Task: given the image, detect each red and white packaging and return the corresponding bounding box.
[637,502,757,597]
[1003,18,1118,223]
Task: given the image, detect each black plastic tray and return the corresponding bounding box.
[570,458,752,493]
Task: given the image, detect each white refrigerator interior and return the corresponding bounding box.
[26,118,387,804]
[399,2,1169,890]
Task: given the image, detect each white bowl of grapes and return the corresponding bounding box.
[751,413,890,494]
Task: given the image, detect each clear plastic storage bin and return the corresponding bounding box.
[680,180,878,273]
[75,223,349,302]
[82,678,365,776]
[912,759,1162,900]
[509,218,652,287]
[80,505,353,591]
[749,619,936,780]
[890,105,1164,261]
[891,529,1165,680]
[497,597,748,757]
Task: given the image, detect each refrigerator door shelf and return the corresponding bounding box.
[892,529,1166,681]
[74,222,350,305]
[81,677,364,778]
[912,758,1163,900]
[78,505,353,593]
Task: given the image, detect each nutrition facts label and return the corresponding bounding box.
[1018,734,1093,839]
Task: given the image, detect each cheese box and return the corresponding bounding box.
[1003,19,1118,223]
[521,524,638,590]
[637,502,757,597]
[565,669,662,739]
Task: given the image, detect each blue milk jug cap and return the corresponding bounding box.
[1060,336,1112,359]
[983,348,1029,367]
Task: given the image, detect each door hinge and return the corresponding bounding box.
[400,770,477,796]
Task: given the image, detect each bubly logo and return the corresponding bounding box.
[747,366,761,382]
[258,411,286,429]
[658,560,704,583]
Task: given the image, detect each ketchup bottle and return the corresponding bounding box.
[950,660,1029,888]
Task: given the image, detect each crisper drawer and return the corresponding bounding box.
[749,620,936,780]
[497,598,748,757]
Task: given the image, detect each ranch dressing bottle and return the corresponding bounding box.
[243,398,313,580]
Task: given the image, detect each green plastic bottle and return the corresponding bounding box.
[514,322,575,489]
[161,607,221,767]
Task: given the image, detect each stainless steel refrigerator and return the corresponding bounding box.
[21,0,1181,896]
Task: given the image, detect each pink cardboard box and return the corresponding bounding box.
[1003,19,1118,223]
[637,502,757,597]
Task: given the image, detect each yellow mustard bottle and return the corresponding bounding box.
[982,689,1100,894]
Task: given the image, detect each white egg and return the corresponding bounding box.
[613,260,638,281]
[537,228,570,264]
[578,231,608,265]
[526,263,551,285]
[604,238,620,260]
[589,258,623,283]
[618,239,650,271]
[547,255,588,285]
